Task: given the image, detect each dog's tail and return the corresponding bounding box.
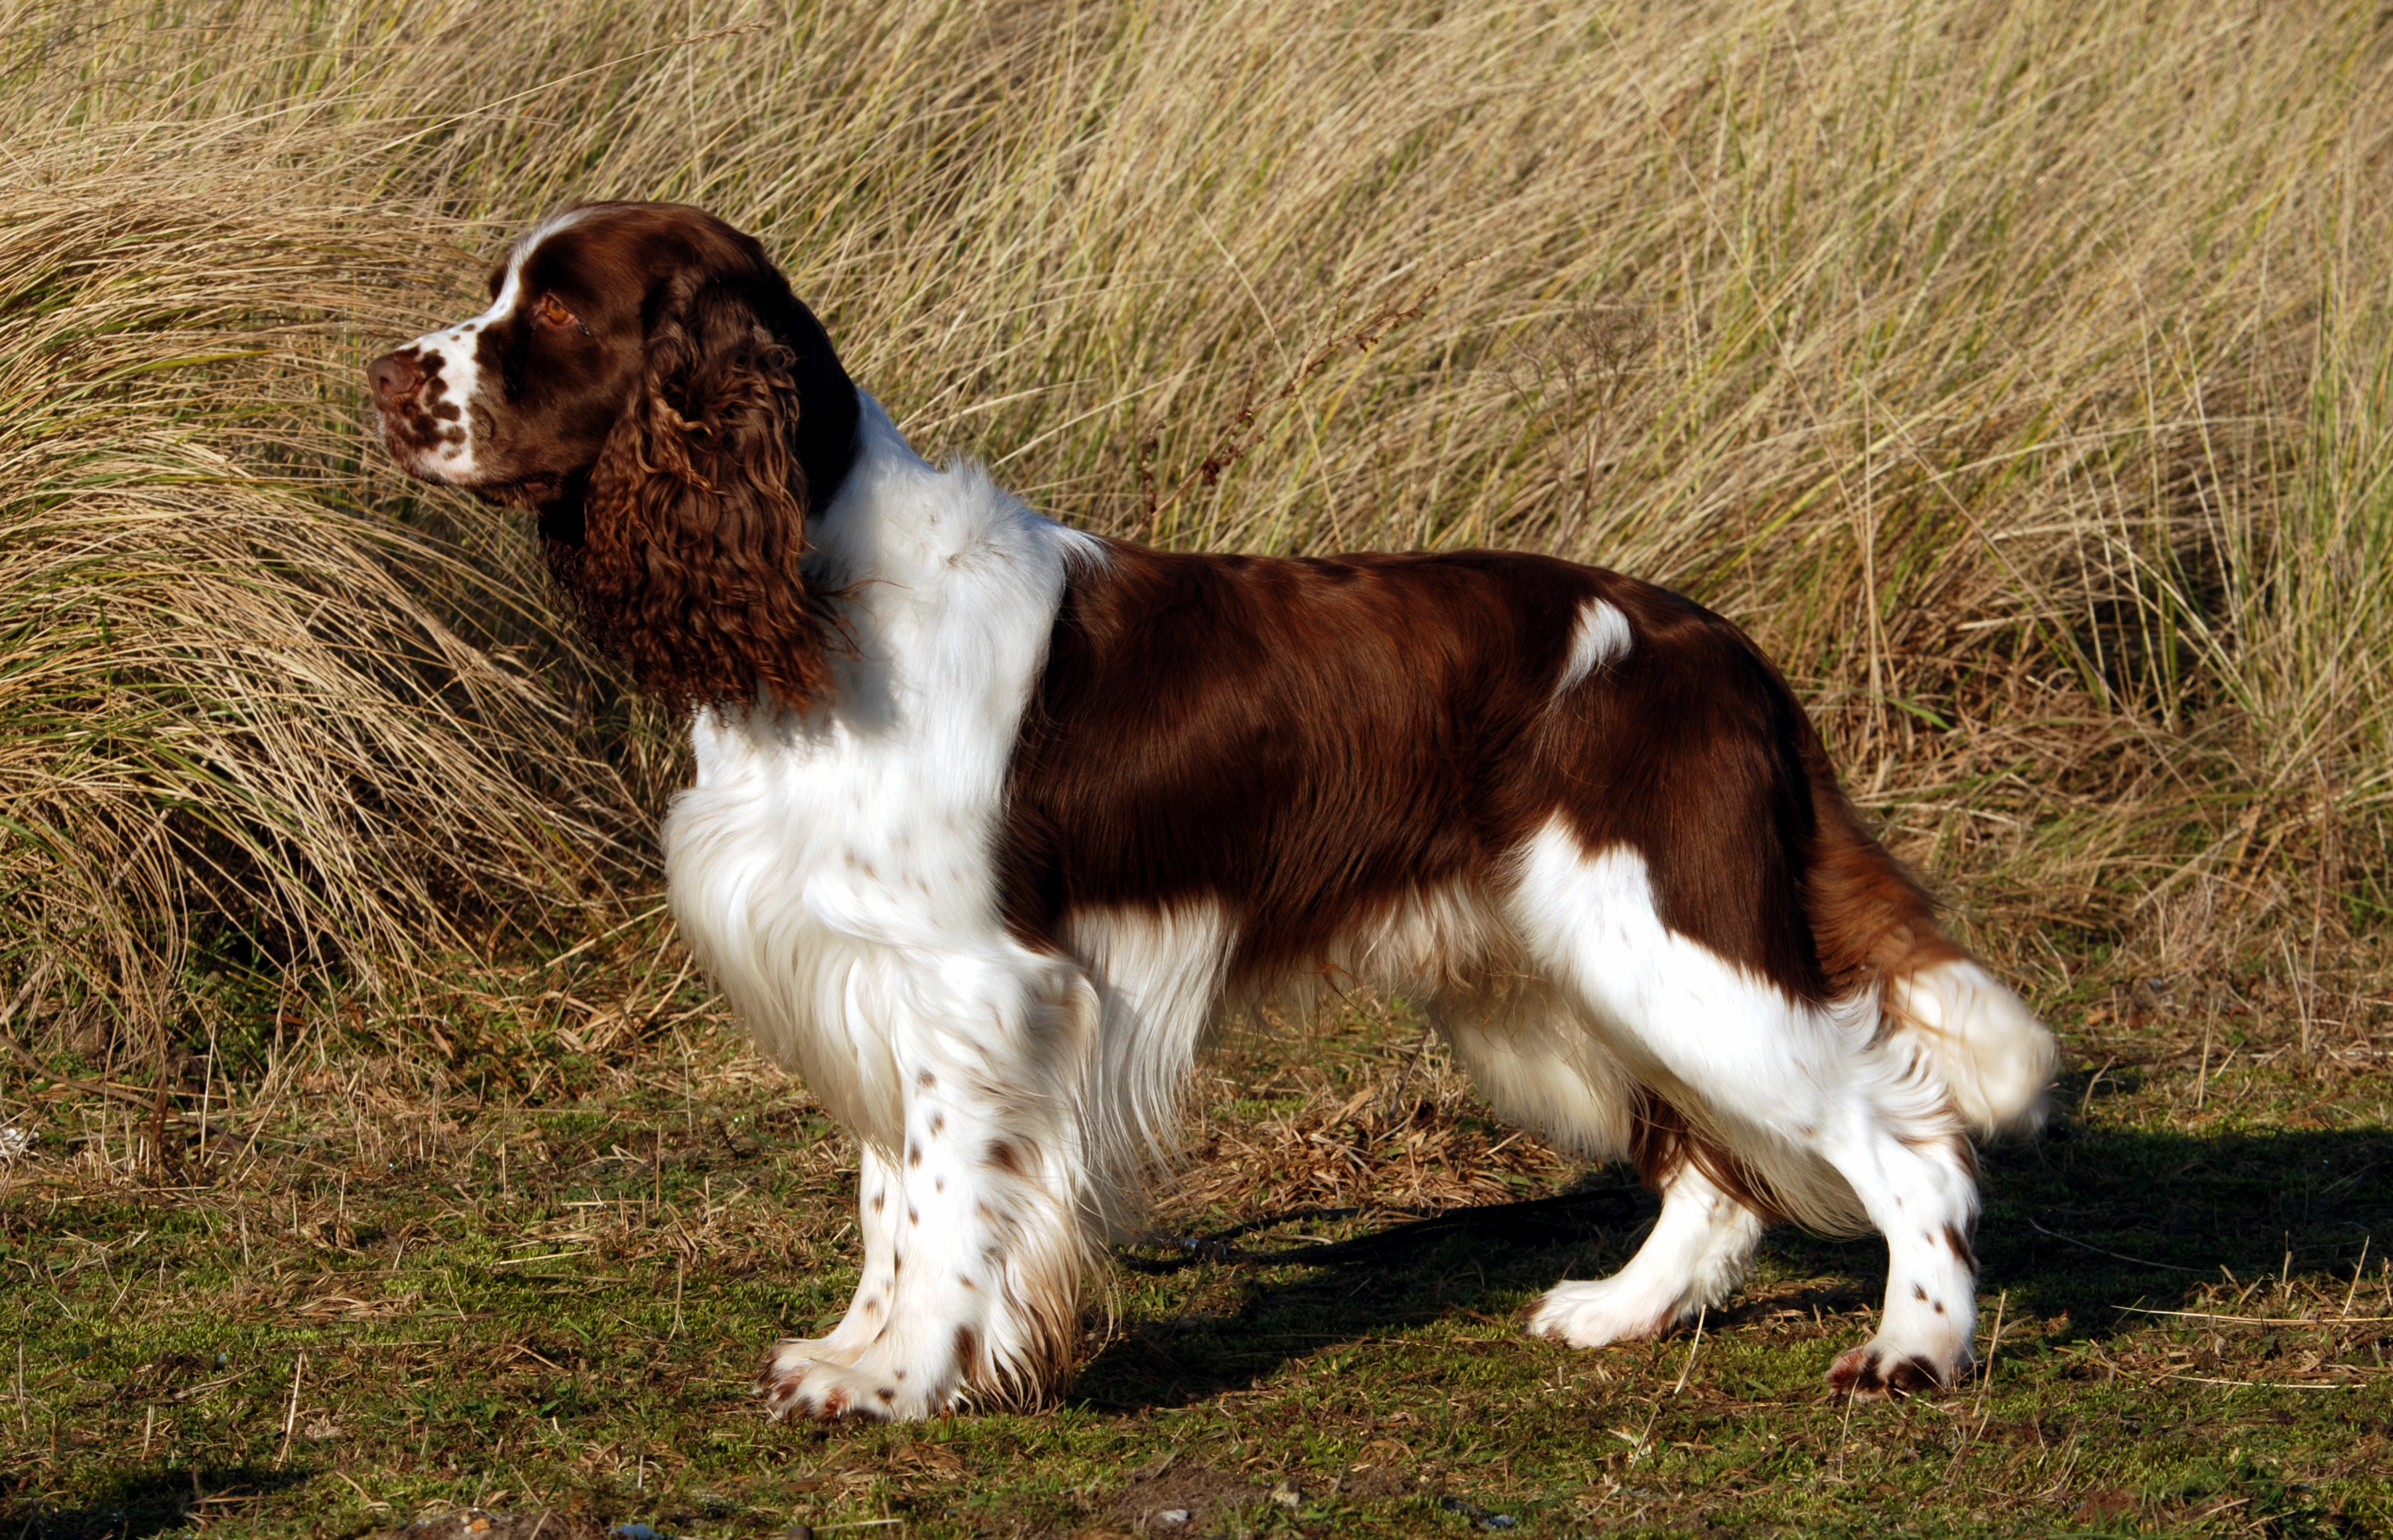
[1801,748,2058,1139]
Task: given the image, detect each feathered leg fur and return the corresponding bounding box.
[754,950,1102,1417]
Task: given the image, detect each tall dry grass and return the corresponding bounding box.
[2,0,2387,1048]
[0,184,638,1050]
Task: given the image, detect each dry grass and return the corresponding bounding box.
[0,185,645,1046]
[1162,1005,1581,1220]
[0,1,2388,1061]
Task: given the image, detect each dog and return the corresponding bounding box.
[369,201,2057,1421]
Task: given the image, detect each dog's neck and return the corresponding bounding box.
[734,391,1100,734]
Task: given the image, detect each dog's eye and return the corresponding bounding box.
[533,294,579,330]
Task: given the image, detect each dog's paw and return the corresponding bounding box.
[759,1334,866,1390]
[1522,1277,1681,1349]
[1826,1338,1968,1398]
[758,1342,961,1422]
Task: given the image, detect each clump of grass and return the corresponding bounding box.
[1160,1003,1582,1222]
[0,178,637,1049]
[1,1,2388,1030]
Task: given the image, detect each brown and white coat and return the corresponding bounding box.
[369,202,2057,1419]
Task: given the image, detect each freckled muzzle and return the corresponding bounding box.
[367,343,468,479]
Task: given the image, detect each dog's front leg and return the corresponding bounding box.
[759,1142,902,1385]
[759,960,1096,1420]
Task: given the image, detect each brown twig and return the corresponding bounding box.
[275,1351,304,1470]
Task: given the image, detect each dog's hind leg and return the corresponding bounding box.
[1506,820,1982,1388]
[1808,1066,1981,1394]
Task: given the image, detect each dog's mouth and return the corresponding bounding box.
[379,430,588,543]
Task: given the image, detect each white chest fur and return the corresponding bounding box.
[659,396,1096,1147]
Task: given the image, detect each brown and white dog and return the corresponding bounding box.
[369,202,2057,1420]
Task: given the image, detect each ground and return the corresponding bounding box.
[2,962,2388,1538]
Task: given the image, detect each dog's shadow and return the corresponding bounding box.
[1070,1119,2393,1411]
[0,1465,310,1540]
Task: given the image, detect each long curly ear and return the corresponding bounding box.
[556,270,851,712]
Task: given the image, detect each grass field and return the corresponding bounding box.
[3,0,2391,1534]
[6,972,2390,1536]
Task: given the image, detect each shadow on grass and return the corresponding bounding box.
[1074,1122,2393,1410]
[0,1465,312,1540]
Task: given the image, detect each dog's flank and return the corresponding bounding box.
[369,200,2057,1419]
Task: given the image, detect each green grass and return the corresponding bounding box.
[5,968,2388,1538]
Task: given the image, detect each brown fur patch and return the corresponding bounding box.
[1000,539,1993,1045]
[1628,1092,1787,1224]
[954,1324,980,1378]
[1943,1221,1978,1272]
[1001,546,1862,1002]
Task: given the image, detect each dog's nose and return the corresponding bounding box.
[368,351,424,409]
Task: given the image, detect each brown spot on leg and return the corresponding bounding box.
[1943,1222,1977,1271]
[955,1325,980,1376]
[1826,1346,1882,1395]
[986,1139,1023,1176]
[917,1069,937,1089]
[908,1142,923,1168]
[929,1112,945,1135]
[1827,1345,1951,1397]
[1912,1283,1928,1301]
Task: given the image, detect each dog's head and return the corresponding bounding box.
[369,202,859,710]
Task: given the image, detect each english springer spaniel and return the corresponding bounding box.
[369,202,2057,1420]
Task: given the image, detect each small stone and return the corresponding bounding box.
[1270,1480,1302,1509]
[1155,1512,1189,1527]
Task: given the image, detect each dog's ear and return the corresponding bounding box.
[556,268,848,713]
